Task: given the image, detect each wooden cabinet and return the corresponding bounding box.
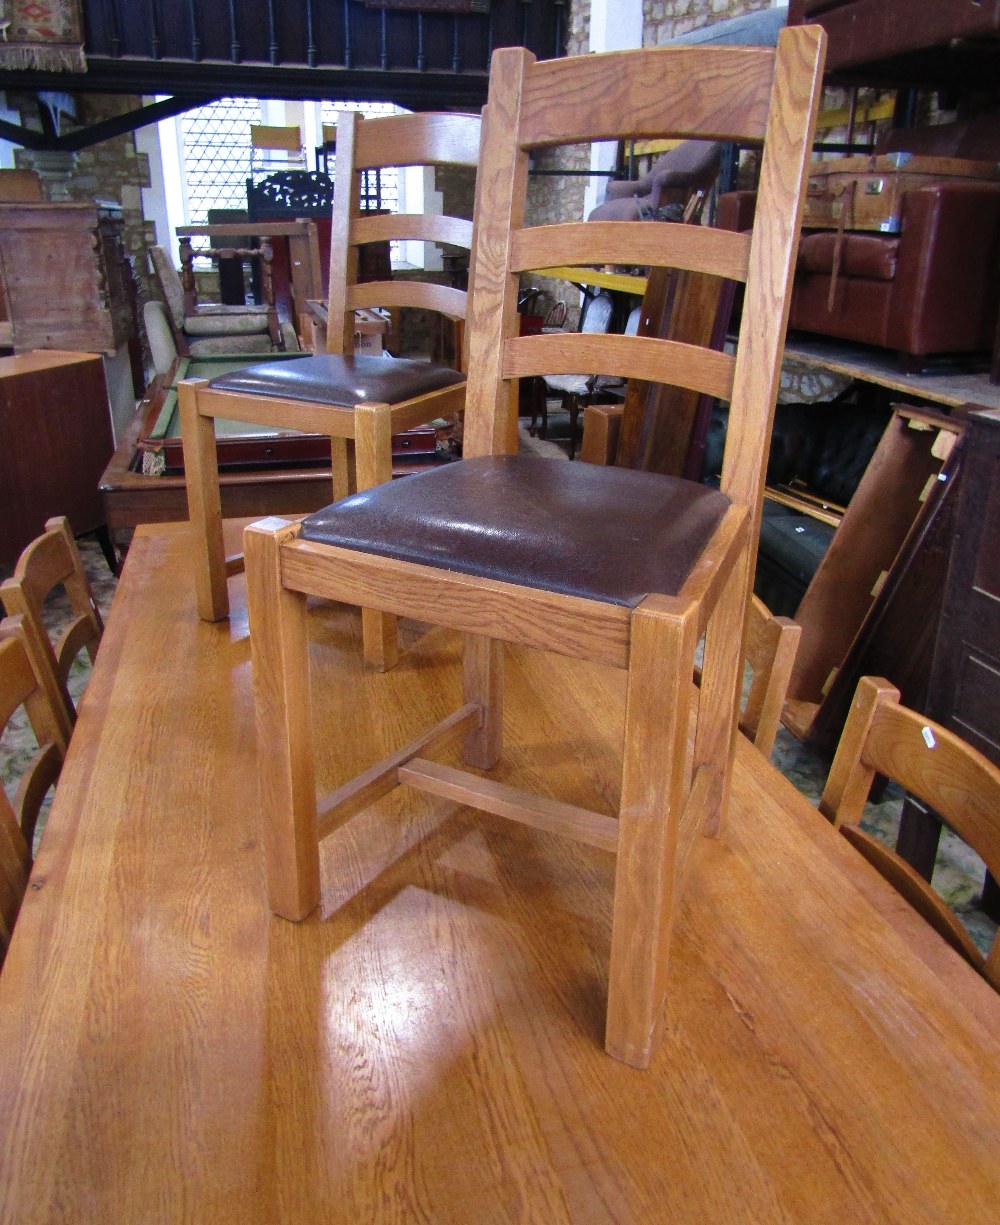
[924,407,1000,758]
[0,351,114,566]
[0,201,135,355]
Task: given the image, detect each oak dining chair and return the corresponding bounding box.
[0,517,104,743]
[180,109,481,670]
[820,675,1000,991]
[244,28,826,1067]
[0,617,69,963]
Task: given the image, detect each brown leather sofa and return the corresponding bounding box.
[719,118,1000,366]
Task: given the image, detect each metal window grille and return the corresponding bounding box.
[180,97,262,225]
[320,100,403,213]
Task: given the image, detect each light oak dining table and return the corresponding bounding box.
[0,519,997,1224]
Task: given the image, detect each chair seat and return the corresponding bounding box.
[301,455,731,607]
[209,353,464,408]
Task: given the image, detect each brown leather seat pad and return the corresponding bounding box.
[208,353,464,406]
[301,455,731,608]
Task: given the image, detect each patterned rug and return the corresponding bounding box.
[0,0,86,72]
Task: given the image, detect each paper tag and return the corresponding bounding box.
[922,726,937,750]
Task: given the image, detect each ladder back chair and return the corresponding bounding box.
[0,517,103,743]
[820,676,1000,991]
[180,110,481,670]
[245,29,826,1067]
[0,617,69,963]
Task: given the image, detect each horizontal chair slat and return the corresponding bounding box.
[316,704,481,841]
[354,213,473,251]
[193,386,357,437]
[399,758,620,854]
[279,539,632,669]
[348,280,468,320]
[512,222,751,283]
[503,333,736,402]
[521,46,775,148]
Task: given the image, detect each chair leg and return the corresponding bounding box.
[606,597,697,1069]
[567,395,581,461]
[330,436,351,503]
[462,633,503,769]
[694,553,751,839]
[179,382,229,622]
[354,403,399,672]
[244,519,321,921]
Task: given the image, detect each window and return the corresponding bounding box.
[152,98,427,271]
[180,96,261,225]
[319,99,403,214]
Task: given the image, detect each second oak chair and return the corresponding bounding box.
[245,30,826,1067]
[180,110,481,669]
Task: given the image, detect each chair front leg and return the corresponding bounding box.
[354,402,399,672]
[179,380,229,622]
[244,519,321,920]
[607,596,697,1069]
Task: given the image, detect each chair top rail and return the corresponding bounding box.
[520,45,778,149]
[864,700,1000,876]
[2,528,72,610]
[350,111,482,170]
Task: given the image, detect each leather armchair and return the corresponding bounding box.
[719,170,1000,366]
[792,182,1000,364]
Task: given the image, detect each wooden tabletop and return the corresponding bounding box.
[0,521,998,1223]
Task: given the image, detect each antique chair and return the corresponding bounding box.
[180,109,480,669]
[244,29,825,1067]
[0,617,69,963]
[147,244,285,362]
[0,517,103,741]
[820,676,1000,990]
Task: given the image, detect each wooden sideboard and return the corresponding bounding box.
[0,351,114,566]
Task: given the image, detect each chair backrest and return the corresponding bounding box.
[0,517,103,740]
[462,28,825,492]
[0,617,68,962]
[250,124,305,178]
[148,245,186,330]
[325,110,482,363]
[820,676,1000,990]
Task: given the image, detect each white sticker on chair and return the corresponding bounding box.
[922,726,937,750]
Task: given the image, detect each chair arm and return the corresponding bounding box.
[887,182,1000,356]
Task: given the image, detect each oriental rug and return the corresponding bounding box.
[0,0,86,73]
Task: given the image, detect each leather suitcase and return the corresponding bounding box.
[802,153,1000,233]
